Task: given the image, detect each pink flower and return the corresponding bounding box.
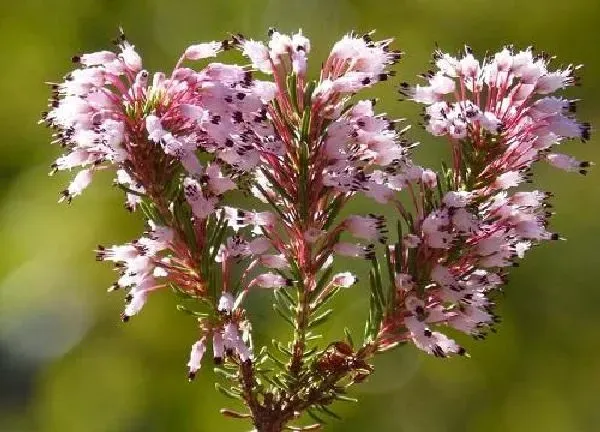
[253,273,291,288]
[546,153,591,174]
[343,215,387,243]
[333,242,375,259]
[59,168,93,203]
[259,254,289,269]
[218,292,235,314]
[183,178,218,220]
[187,338,207,380]
[183,41,222,60]
[331,272,357,288]
[205,164,237,195]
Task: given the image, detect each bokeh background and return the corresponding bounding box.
[2,0,600,431]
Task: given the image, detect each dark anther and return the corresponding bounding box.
[581,123,591,141]
[233,111,244,123]
[230,34,244,45]
[568,101,577,113]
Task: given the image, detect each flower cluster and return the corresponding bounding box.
[97,222,175,320]
[42,31,591,431]
[401,46,590,180]
[238,30,412,267]
[378,47,591,356]
[42,32,285,376]
[187,290,253,380]
[43,31,277,210]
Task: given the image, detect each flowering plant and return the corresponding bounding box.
[42,29,590,431]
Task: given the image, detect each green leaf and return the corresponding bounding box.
[311,286,340,313]
[272,340,293,357]
[267,373,289,390]
[306,409,326,425]
[260,373,283,389]
[273,304,295,328]
[297,142,310,221]
[313,267,334,297]
[302,346,319,358]
[364,294,375,343]
[287,73,299,113]
[436,171,445,203]
[176,304,209,318]
[303,81,316,118]
[213,367,237,380]
[322,194,345,230]
[369,259,385,313]
[334,394,358,403]
[308,308,333,329]
[139,199,163,224]
[172,198,197,255]
[317,404,342,420]
[441,161,453,191]
[115,183,146,198]
[384,247,396,314]
[214,383,242,400]
[344,327,354,349]
[265,351,288,369]
[274,287,296,311]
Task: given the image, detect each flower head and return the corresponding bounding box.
[378,45,591,357]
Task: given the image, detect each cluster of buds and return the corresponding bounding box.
[42,29,591,430]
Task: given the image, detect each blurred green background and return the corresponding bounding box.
[1,0,600,431]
